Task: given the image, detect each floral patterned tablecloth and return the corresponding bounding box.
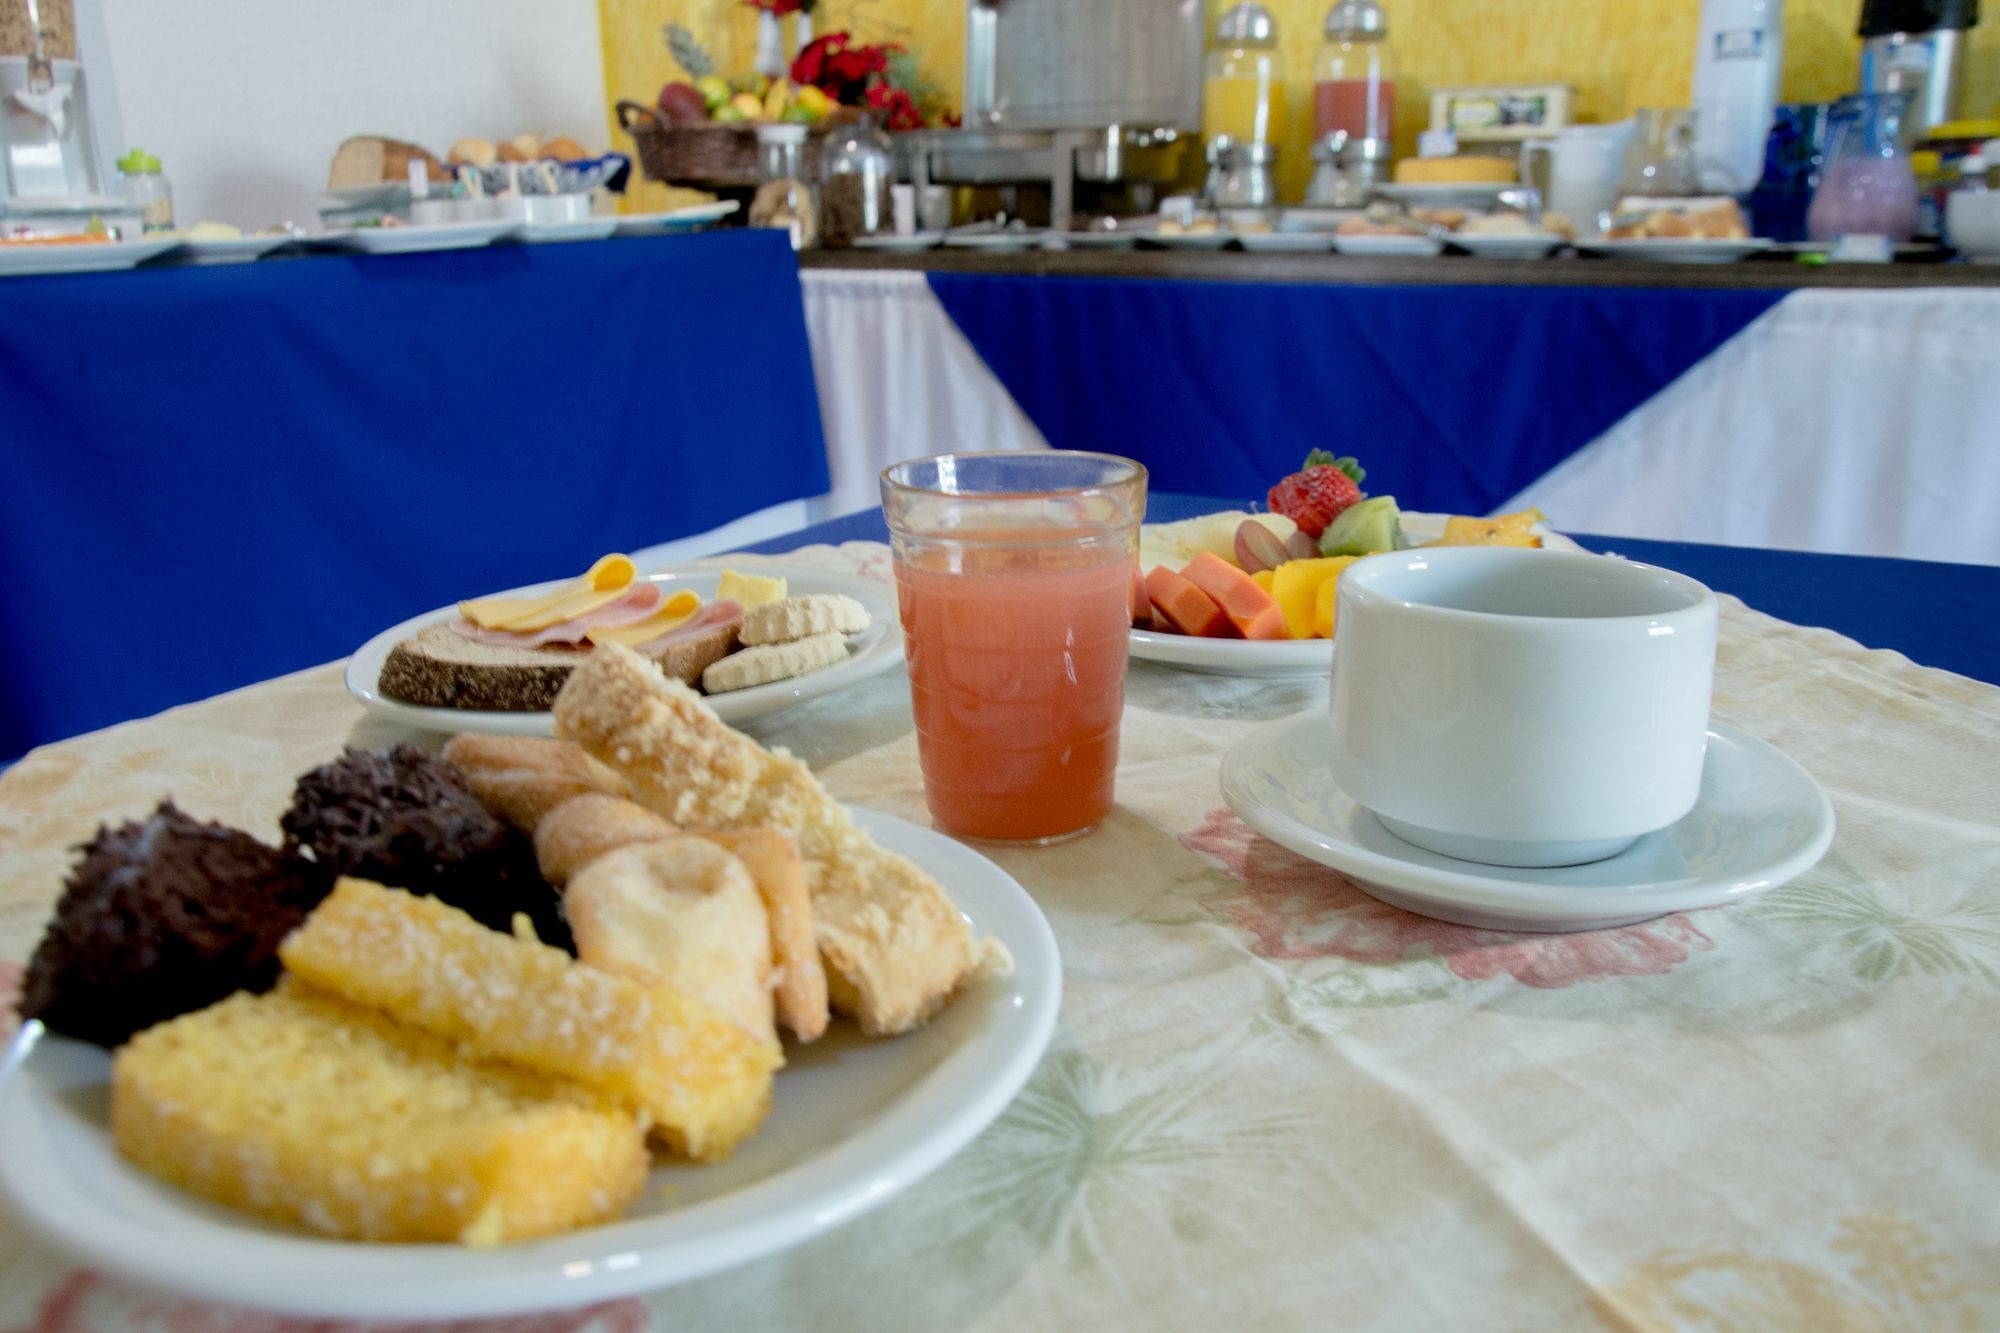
[3,542,1997,1332]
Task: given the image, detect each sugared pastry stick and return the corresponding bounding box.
[535,796,829,1042]
[567,840,777,1047]
[280,878,777,1161]
[442,734,631,835]
[553,644,986,1036]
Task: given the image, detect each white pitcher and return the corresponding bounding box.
[1522,121,1636,236]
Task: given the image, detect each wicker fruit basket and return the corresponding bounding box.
[616,101,836,189]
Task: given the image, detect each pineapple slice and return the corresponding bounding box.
[1434,508,1546,548]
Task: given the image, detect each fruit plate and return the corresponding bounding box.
[346,563,904,734]
[1129,513,1579,677]
[0,808,1061,1319]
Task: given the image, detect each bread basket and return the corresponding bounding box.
[617,101,835,189]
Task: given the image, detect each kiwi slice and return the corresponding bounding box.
[1319,496,1403,557]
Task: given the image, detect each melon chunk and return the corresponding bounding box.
[1145,565,1231,637]
[1179,552,1286,641]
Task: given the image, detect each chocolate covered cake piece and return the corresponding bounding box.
[281,745,570,951]
[19,803,332,1048]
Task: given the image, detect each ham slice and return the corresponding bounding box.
[449,583,665,648]
[626,599,743,655]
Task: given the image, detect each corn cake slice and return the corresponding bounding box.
[279,878,779,1161]
[112,985,646,1245]
[552,643,990,1036]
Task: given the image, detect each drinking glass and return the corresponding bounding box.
[1619,108,1701,197]
[1749,102,1832,242]
[882,452,1148,845]
[1807,91,1918,242]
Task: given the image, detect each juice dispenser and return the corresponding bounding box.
[1308,0,1395,204]
[1204,3,1286,202]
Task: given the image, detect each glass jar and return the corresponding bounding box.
[750,123,818,250]
[819,115,895,249]
[1808,91,1919,242]
[1204,3,1286,150]
[1313,0,1394,149]
[1619,108,1702,197]
[115,149,174,234]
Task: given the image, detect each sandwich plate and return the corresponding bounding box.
[1128,513,1579,677]
[345,564,904,734]
[0,808,1062,1319]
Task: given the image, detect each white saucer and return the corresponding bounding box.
[1574,238,1773,264]
[1236,232,1337,253]
[1448,231,1566,259]
[610,201,741,236]
[852,231,945,252]
[1332,233,1444,257]
[1220,717,1834,932]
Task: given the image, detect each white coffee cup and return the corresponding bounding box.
[1327,547,1717,868]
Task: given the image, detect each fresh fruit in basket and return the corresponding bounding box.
[658,81,709,123]
[1267,451,1366,539]
[697,75,733,112]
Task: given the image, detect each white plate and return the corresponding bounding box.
[346,564,904,735]
[1054,230,1142,250]
[0,236,179,276]
[1221,717,1835,933]
[1574,238,1774,264]
[0,807,1060,1318]
[516,217,619,244]
[1448,231,1566,259]
[1130,514,1578,677]
[161,233,295,265]
[1236,232,1337,253]
[1332,233,1445,257]
[1372,181,1519,210]
[852,231,945,252]
[313,220,518,255]
[611,201,741,236]
[1140,230,1235,250]
[942,230,1046,252]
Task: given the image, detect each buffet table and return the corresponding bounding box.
[2,503,1996,1328]
[802,251,2000,569]
[0,229,827,759]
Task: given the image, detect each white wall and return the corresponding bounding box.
[91,0,606,228]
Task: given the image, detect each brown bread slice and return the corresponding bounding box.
[378,621,740,712]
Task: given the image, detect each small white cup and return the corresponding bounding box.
[525,193,593,226]
[1327,547,1718,868]
[891,183,916,236]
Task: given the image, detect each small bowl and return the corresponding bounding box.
[1947,190,2000,260]
[524,194,594,226]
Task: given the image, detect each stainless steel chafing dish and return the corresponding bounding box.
[909,0,1204,229]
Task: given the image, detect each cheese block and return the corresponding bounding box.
[328,135,448,188]
[1394,156,1517,184]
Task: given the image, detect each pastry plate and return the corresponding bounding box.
[346,564,903,733]
[1333,233,1445,257]
[1129,514,1578,677]
[313,220,518,254]
[1448,231,1567,259]
[1221,716,1835,932]
[611,201,742,236]
[1574,238,1773,264]
[0,236,179,277]
[0,808,1061,1319]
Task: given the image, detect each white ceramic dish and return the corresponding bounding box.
[0,808,1060,1319]
[314,220,518,255]
[852,231,946,252]
[0,236,179,276]
[1129,514,1578,677]
[1140,230,1236,250]
[1054,230,1143,250]
[610,201,742,236]
[516,218,618,244]
[1574,238,1773,264]
[1372,181,1518,210]
[1448,231,1567,259]
[1332,233,1446,257]
[161,233,295,265]
[1221,716,1835,932]
[346,564,903,735]
[943,230,1047,252]
[325,182,412,209]
[1237,232,1338,253]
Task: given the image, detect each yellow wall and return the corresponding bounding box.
[600,0,2000,206]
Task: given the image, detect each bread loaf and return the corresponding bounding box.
[328,135,447,188]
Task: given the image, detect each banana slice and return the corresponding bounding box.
[702,632,849,694]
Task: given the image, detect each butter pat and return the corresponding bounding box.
[718,569,788,609]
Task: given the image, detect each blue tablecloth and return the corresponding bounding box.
[0,229,828,758]
[746,494,2000,687]
[926,274,1782,514]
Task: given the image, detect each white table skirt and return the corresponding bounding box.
[795,270,2000,566]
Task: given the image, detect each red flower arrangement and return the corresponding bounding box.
[791,32,930,130]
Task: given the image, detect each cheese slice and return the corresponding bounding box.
[586,590,703,647]
[717,569,787,609]
[459,554,637,630]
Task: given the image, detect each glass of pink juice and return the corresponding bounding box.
[882,452,1147,845]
